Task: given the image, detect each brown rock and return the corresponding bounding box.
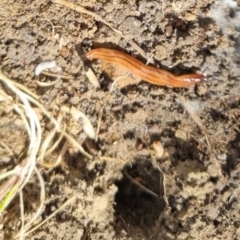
[60,46,70,58]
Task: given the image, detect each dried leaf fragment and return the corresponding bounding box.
[70,106,96,140]
[85,68,100,88]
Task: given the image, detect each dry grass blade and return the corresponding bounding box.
[0,72,39,100]
[41,71,74,80]
[0,167,21,181]
[0,71,42,191]
[36,78,62,87]
[19,191,24,240]
[0,87,13,101]
[45,129,65,156]
[229,185,240,203]
[38,113,64,165]
[42,141,68,168]
[17,167,45,238]
[0,174,20,203]
[0,70,91,238]
[13,195,77,239]
[0,72,92,161]
[19,92,92,159]
[35,60,63,87]
[62,132,92,159]
[38,127,58,164]
[0,71,44,239]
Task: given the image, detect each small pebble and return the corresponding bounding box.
[60,46,70,58]
[111,105,122,112]
[0,156,12,164]
[166,146,176,155]
[70,96,80,105]
[217,153,227,164]
[177,207,188,220]
[207,205,219,220]
[137,149,150,157]
[215,179,226,192]
[87,161,96,172]
[153,140,164,159]
[180,191,189,200]
[207,164,218,178]
[165,25,173,37]
[175,129,188,141]
[185,12,197,21]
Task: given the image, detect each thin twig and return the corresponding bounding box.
[229,185,240,203]
[124,170,158,198]
[95,108,103,142]
[41,70,74,80]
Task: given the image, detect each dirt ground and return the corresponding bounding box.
[1,0,240,239]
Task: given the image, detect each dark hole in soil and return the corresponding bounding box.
[114,159,166,226]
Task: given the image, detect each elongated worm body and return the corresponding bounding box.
[84,48,206,88]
